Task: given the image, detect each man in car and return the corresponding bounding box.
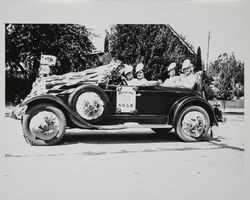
[161,62,181,87]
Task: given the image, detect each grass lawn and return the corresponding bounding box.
[209,98,244,109]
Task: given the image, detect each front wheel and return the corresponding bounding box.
[22,103,66,146]
[175,106,210,142]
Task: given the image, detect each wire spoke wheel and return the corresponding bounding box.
[75,92,105,120]
[29,111,60,141]
[22,103,66,146]
[175,106,210,142]
[181,111,207,138]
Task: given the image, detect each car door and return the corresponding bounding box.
[136,85,181,115]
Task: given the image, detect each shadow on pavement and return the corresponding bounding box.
[207,140,244,151]
[61,132,180,145]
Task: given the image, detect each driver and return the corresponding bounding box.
[123,64,138,85]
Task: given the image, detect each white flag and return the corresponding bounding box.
[40,55,57,66]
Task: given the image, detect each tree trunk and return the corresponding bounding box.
[221,100,226,109]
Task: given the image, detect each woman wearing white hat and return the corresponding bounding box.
[179,59,197,89]
[161,62,181,87]
[134,63,162,86]
[135,63,148,85]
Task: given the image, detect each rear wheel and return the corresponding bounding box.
[22,103,66,146]
[175,106,210,142]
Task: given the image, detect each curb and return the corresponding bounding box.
[222,111,244,115]
[222,109,244,115]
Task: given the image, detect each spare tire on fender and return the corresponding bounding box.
[68,85,109,124]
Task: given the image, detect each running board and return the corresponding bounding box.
[97,123,173,130]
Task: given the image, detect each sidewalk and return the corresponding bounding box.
[4,105,17,118]
[222,108,244,115]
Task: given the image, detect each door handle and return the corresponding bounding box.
[136,93,142,97]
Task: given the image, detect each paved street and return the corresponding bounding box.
[0,115,247,200]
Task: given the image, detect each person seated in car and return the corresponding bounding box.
[179,59,198,89]
[123,64,139,85]
[161,62,181,87]
[133,63,162,86]
[134,63,149,85]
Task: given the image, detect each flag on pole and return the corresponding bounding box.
[40,55,57,66]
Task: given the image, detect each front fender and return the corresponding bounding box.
[21,94,97,129]
[168,96,218,126]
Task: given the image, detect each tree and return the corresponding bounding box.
[209,53,244,107]
[234,60,244,85]
[104,31,109,53]
[196,46,202,72]
[5,24,95,102]
[6,24,95,72]
[108,24,196,81]
[202,71,216,100]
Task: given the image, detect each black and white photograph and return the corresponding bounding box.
[0,1,249,200]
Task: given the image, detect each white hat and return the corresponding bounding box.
[124,64,133,75]
[167,62,176,71]
[135,63,144,73]
[182,59,191,70]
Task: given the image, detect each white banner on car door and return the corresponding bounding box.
[116,86,136,113]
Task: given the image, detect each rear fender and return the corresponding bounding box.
[168,96,218,126]
[21,95,96,129]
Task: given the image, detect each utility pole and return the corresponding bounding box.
[206,30,211,71]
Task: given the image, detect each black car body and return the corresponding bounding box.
[18,63,222,145]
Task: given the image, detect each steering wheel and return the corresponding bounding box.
[118,75,128,86]
[121,79,128,86]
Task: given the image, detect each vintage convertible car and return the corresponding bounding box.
[16,61,222,145]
